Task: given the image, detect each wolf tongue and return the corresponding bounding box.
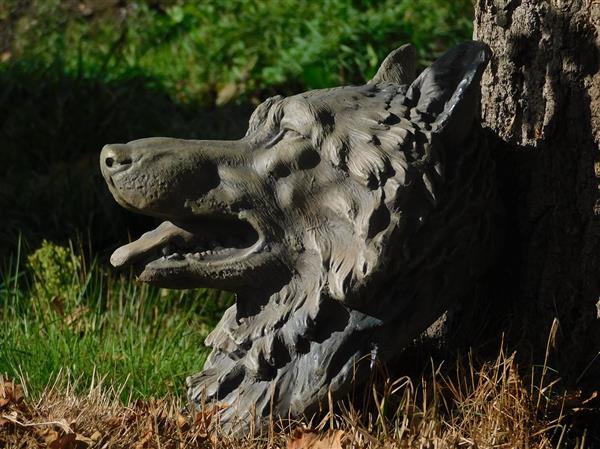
[110,220,196,268]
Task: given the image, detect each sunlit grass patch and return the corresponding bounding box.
[0,240,233,400]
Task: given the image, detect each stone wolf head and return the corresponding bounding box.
[100,42,495,432]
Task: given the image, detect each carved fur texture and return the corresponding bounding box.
[100,42,497,433]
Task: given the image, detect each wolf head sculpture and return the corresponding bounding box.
[100,41,495,432]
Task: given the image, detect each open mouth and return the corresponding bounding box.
[110,216,262,273]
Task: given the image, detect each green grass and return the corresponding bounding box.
[0,240,233,400]
[3,0,473,104]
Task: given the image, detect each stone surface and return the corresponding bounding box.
[100,42,497,433]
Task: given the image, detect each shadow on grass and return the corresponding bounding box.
[0,66,254,260]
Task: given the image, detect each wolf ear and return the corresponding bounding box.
[407,41,491,146]
[369,44,417,85]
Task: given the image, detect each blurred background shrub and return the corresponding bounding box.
[0,0,473,260]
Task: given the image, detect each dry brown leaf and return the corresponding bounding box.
[48,433,80,449]
[104,415,122,428]
[287,428,347,449]
[133,430,153,449]
[176,412,189,429]
[0,380,25,408]
[89,430,102,442]
[75,433,96,446]
[36,428,60,445]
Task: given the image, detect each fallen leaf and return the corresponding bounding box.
[75,433,95,446]
[133,430,153,449]
[105,415,122,428]
[36,428,60,445]
[0,380,25,408]
[287,428,347,449]
[89,430,102,441]
[176,412,189,429]
[49,433,77,449]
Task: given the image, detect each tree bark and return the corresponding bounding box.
[473,0,600,383]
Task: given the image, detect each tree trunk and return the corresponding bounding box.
[473,0,600,383]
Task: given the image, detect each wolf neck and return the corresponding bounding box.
[204,268,326,367]
[188,279,381,427]
[188,264,384,430]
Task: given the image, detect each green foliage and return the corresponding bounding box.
[27,240,81,304]
[2,0,473,104]
[0,241,233,400]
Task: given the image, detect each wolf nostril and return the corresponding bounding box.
[102,144,133,173]
[104,154,132,170]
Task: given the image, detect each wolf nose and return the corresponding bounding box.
[101,144,133,174]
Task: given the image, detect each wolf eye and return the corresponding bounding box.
[265,128,304,149]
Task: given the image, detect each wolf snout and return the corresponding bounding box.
[101,143,134,176]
